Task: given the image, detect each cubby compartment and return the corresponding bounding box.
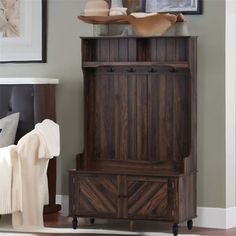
[82,39,97,62]
[151,37,188,61]
[82,38,137,62]
[82,37,189,63]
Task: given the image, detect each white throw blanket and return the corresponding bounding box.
[0,145,22,214]
[12,119,60,228]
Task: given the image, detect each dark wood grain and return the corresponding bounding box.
[136,74,148,161]
[127,74,137,161]
[34,85,61,214]
[109,39,119,61]
[96,73,115,160]
[119,39,128,61]
[69,173,119,218]
[114,74,128,161]
[69,36,197,229]
[189,37,198,172]
[128,39,137,61]
[88,160,184,174]
[127,177,170,219]
[184,37,197,173]
[82,61,189,69]
[166,38,176,61]
[173,74,190,160]
[84,70,96,168]
[178,173,197,222]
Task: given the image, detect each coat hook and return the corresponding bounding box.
[128,68,136,73]
[149,68,157,73]
[107,67,115,72]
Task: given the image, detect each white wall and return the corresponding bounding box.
[187,0,226,207]
[225,0,236,208]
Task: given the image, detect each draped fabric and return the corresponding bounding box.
[12,119,60,228]
[0,119,60,228]
[0,145,22,215]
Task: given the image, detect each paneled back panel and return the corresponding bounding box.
[86,68,190,165]
[149,38,188,61]
[97,38,137,62]
[82,37,188,62]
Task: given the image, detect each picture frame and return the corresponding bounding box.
[145,0,203,15]
[0,0,47,63]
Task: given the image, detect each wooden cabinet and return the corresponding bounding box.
[69,172,177,219]
[69,36,197,235]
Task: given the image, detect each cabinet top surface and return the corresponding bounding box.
[0,77,59,85]
[81,36,198,39]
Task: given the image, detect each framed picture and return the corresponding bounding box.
[145,0,203,15]
[0,0,47,63]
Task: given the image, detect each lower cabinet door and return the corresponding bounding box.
[69,172,176,220]
[78,174,120,218]
[125,176,174,220]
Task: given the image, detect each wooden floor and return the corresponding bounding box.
[41,213,236,236]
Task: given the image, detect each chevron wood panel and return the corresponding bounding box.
[127,178,170,219]
[79,175,118,217]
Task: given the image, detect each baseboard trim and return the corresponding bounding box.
[56,195,69,216]
[56,195,236,229]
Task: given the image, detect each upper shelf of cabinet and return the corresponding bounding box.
[81,37,196,68]
[82,61,189,70]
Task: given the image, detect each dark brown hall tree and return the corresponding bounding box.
[69,36,197,236]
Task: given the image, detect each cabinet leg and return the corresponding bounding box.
[172,223,178,236]
[90,218,95,224]
[187,220,193,230]
[129,220,135,231]
[72,216,78,229]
